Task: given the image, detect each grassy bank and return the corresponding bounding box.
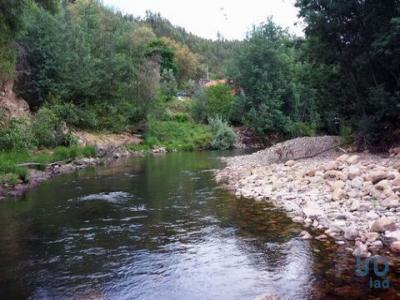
[0,146,96,185]
[127,120,212,152]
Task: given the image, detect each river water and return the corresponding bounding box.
[0,152,398,299]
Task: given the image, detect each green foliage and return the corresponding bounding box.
[296,0,400,147]
[146,39,177,75]
[205,84,234,120]
[145,119,212,151]
[32,106,64,148]
[208,116,237,150]
[191,84,234,123]
[228,20,297,136]
[0,145,96,185]
[0,118,36,151]
[191,89,209,123]
[159,68,178,101]
[143,12,240,79]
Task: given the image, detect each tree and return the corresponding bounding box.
[228,20,297,136]
[296,0,400,147]
[162,37,201,85]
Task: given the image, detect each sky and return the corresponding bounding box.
[101,0,304,40]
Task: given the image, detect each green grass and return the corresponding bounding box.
[138,120,212,152]
[0,145,96,185]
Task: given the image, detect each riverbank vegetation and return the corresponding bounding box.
[1,0,399,185]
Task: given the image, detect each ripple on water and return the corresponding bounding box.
[78,191,133,203]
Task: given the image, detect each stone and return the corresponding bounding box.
[347,166,361,180]
[292,216,304,224]
[369,240,383,252]
[324,170,346,181]
[350,177,364,190]
[390,241,400,253]
[300,231,312,240]
[381,195,400,208]
[332,188,345,201]
[365,232,380,242]
[375,180,391,192]
[344,227,358,240]
[347,155,360,164]
[332,180,346,190]
[370,217,396,233]
[370,171,389,184]
[315,234,328,241]
[350,199,360,211]
[325,161,339,171]
[285,160,296,167]
[336,154,349,162]
[305,169,316,177]
[366,211,380,220]
[352,241,370,258]
[384,230,400,241]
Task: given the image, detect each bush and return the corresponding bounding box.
[32,107,64,148]
[145,119,212,151]
[191,89,209,123]
[206,84,234,120]
[229,95,247,124]
[0,118,36,151]
[208,116,237,150]
[191,84,234,123]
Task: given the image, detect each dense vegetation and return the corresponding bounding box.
[1,0,399,185]
[227,2,400,149]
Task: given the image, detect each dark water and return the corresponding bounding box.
[0,152,399,300]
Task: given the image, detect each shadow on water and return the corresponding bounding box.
[0,151,399,299]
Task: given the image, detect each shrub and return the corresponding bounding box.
[0,118,36,151]
[208,116,237,150]
[191,89,209,123]
[145,119,212,151]
[206,84,234,120]
[32,107,64,148]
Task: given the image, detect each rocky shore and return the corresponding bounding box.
[216,136,400,256]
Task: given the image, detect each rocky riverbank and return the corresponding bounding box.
[216,136,400,256]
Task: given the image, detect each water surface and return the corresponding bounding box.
[0,152,398,299]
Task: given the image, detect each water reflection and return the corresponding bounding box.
[0,152,398,299]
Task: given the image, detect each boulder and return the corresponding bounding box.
[325,161,339,171]
[369,171,392,184]
[284,160,296,167]
[300,231,312,240]
[292,216,304,224]
[350,177,364,190]
[375,180,391,192]
[390,241,400,253]
[381,195,400,208]
[344,227,359,240]
[332,188,345,201]
[347,155,360,164]
[324,170,347,181]
[305,169,316,177]
[315,234,328,241]
[336,154,349,162]
[352,241,370,258]
[347,166,361,180]
[384,230,400,241]
[368,240,383,252]
[370,217,396,233]
[365,232,380,242]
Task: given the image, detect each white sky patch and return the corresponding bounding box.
[101,0,304,40]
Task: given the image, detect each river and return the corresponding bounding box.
[0,152,398,299]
